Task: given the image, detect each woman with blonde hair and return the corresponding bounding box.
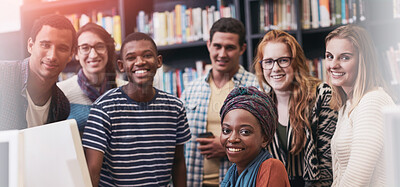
[253,30,337,186]
[325,24,395,186]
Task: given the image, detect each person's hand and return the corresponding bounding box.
[196,136,226,159]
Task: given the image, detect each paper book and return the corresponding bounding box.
[311,0,320,28]
[207,6,216,35]
[167,11,175,45]
[181,4,187,43]
[229,4,236,19]
[0,119,91,187]
[185,8,193,43]
[335,0,342,24]
[113,15,122,51]
[260,0,265,32]
[96,12,103,27]
[103,16,113,35]
[137,11,146,33]
[192,7,202,41]
[79,14,90,28]
[202,8,209,41]
[359,0,366,21]
[302,0,311,29]
[341,0,348,24]
[329,0,336,25]
[175,4,183,44]
[319,0,330,27]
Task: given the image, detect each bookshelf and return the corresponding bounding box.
[19,0,399,96]
[19,0,239,68]
[241,0,367,71]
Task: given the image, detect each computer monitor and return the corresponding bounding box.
[21,119,92,187]
[0,130,21,187]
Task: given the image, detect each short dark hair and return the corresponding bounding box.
[77,22,116,88]
[30,14,77,50]
[120,32,158,59]
[209,18,246,46]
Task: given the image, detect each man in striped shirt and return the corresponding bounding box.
[82,32,191,186]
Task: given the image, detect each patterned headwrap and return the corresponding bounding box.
[220,86,278,144]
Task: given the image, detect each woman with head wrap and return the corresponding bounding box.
[220,86,290,187]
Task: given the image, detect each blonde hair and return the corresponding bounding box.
[253,30,321,154]
[325,25,387,114]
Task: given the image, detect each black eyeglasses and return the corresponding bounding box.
[77,43,107,55]
[259,57,292,70]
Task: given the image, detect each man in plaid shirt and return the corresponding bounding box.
[181,18,267,186]
[0,14,75,130]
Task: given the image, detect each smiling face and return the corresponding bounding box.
[207,32,246,77]
[325,38,359,95]
[76,31,108,77]
[220,109,267,174]
[262,42,294,93]
[28,25,74,81]
[117,40,162,88]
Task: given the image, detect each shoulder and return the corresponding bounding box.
[93,87,123,105]
[316,82,331,92]
[257,158,289,187]
[0,60,24,75]
[235,67,261,87]
[57,75,78,92]
[259,158,286,171]
[156,89,185,109]
[356,88,395,111]
[180,76,208,100]
[116,78,128,87]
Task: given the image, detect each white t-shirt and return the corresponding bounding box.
[26,89,51,128]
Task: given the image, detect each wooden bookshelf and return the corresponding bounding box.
[19,0,399,95]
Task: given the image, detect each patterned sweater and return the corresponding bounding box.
[267,83,337,186]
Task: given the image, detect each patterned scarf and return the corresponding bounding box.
[77,69,111,102]
[220,86,278,144]
[221,149,272,187]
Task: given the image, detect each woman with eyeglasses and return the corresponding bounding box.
[58,23,126,133]
[326,25,395,186]
[252,30,337,186]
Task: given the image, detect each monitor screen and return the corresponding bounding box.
[0,142,9,187]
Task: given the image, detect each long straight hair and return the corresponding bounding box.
[325,25,387,113]
[253,30,321,154]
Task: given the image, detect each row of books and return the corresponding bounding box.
[136,3,236,46]
[259,0,367,32]
[64,9,122,50]
[259,0,298,31]
[386,43,400,85]
[153,58,328,97]
[153,61,211,97]
[308,57,328,82]
[302,0,366,29]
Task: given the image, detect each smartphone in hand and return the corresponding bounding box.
[198,132,214,138]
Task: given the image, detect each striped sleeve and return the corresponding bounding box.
[82,103,112,153]
[175,101,191,145]
[338,90,394,186]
